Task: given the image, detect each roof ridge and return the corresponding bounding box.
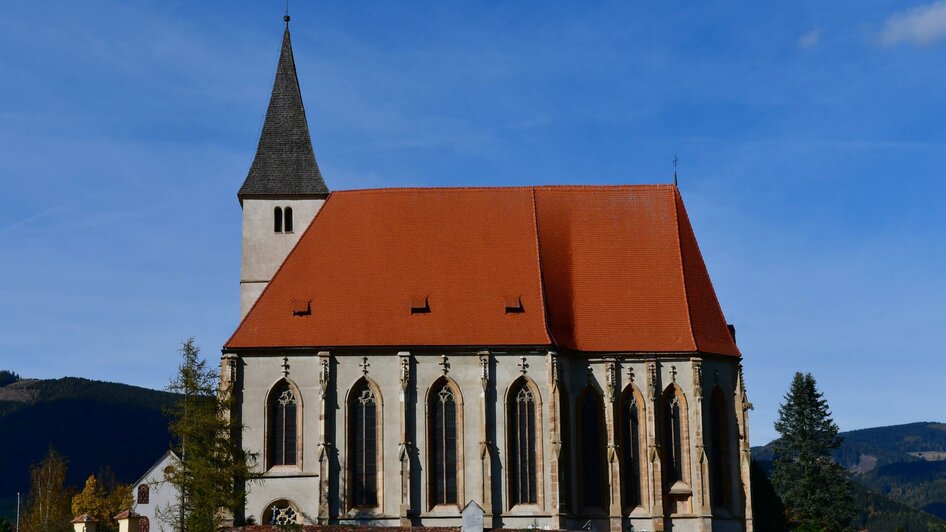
[329,183,675,195]
[671,187,699,352]
[531,187,557,348]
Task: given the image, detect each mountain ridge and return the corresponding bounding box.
[0,374,179,520]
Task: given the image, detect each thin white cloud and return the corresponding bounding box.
[881,1,946,46]
[798,29,822,48]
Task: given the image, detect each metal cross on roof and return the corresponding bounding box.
[673,154,679,187]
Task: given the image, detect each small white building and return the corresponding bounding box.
[130,450,180,532]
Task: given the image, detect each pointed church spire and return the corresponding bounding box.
[239,18,328,199]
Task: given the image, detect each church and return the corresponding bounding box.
[222,17,754,532]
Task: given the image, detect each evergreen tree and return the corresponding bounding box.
[160,338,258,531]
[23,447,72,532]
[0,369,19,387]
[771,372,854,531]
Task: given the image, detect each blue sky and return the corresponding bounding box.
[1,1,943,444]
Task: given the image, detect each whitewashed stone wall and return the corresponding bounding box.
[239,197,325,317]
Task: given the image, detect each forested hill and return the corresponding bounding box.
[0,375,178,516]
[752,422,946,526]
[753,422,946,470]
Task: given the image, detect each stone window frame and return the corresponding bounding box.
[263,378,304,471]
[425,375,465,511]
[618,383,649,515]
[575,384,609,514]
[344,376,385,515]
[504,375,545,511]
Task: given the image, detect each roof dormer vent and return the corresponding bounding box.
[504,295,524,314]
[410,296,430,314]
[291,298,312,317]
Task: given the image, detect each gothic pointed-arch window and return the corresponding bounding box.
[137,517,149,532]
[577,386,608,511]
[709,387,734,512]
[137,483,149,504]
[267,381,298,467]
[508,378,538,506]
[284,207,293,232]
[428,378,460,506]
[619,387,645,510]
[274,207,283,233]
[660,386,689,487]
[348,379,380,508]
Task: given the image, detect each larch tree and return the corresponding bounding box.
[24,447,72,532]
[159,338,258,531]
[771,372,854,532]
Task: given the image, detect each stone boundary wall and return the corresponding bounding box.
[226,528,459,532]
[221,525,567,532]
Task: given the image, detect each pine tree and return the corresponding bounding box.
[771,372,854,532]
[23,447,72,532]
[159,338,258,531]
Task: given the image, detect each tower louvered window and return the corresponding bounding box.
[268,382,297,467]
[620,391,643,508]
[349,380,379,507]
[508,379,538,505]
[429,381,458,506]
[284,207,293,232]
[578,387,607,510]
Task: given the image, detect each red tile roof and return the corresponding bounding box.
[113,509,139,520]
[226,185,739,357]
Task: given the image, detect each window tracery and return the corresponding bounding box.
[620,390,645,509]
[349,380,380,507]
[509,379,538,505]
[267,501,298,525]
[268,382,298,467]
[429,380,459,506]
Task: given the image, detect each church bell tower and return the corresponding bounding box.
[238,16,329,317]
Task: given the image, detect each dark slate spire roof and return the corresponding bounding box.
[239,19,328,199]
